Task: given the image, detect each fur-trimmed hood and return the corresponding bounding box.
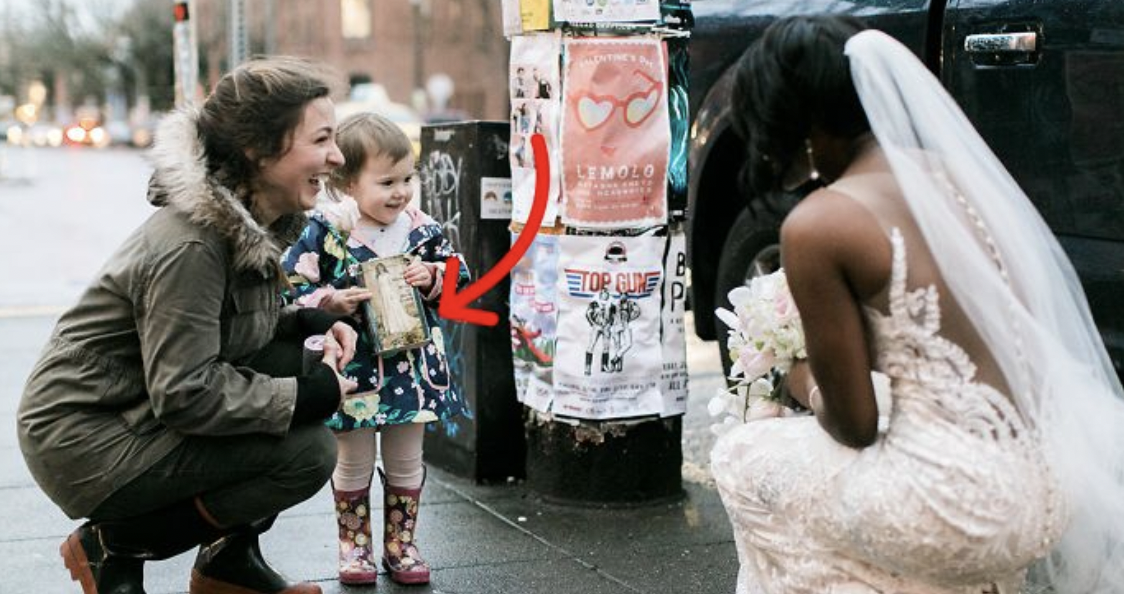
[145,109,307,274]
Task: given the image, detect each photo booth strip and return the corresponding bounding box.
[510,32,563,225]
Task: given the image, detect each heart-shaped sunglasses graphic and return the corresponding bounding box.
[574,70,662,131]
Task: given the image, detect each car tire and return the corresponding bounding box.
[713,207,785,379]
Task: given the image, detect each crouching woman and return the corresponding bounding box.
[18,56,357,594]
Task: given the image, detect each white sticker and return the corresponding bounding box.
[480,177,513,220]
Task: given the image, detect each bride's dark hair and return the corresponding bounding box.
[731,15,871,194]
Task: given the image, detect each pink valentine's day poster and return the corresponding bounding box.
[561,37,669,229]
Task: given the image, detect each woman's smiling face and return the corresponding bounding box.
[254,97,345,223]
[349,153,417,226]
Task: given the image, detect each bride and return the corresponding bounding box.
[710,16,1124,594]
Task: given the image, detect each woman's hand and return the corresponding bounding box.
[784,360,817,409]
[403,259,434,291]
[323,321,358,371]
[320,332,358,396]
[323,287,371,315]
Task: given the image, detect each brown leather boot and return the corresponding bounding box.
[334,482,378,585]
[190,517,321,594]
[61,498,223,594]
[379,468,430,585]
[60,524,146,594]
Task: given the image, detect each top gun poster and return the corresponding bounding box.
[553,235,665,419]
[560,37,669,229]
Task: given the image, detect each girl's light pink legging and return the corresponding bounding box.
[332,424,425,490]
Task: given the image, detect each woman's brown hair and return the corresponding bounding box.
[197,55,342,196]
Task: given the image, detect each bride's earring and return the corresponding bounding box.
[805,139,821,182]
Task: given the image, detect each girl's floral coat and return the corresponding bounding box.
[281,206,470,431]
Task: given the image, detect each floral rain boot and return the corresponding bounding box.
[334,484,379,585]
[379,468,431,585]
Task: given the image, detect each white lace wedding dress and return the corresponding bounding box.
[710,227,1065,594]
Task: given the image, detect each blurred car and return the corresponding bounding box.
[130,120,155,148]
[131,112,168,148]
[8,122,64,147]
[103,120,133,146]
[0,119,18,142]
[63,117,109,148]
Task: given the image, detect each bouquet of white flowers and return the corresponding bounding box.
[708,269,807,436]
[707,268,894,437]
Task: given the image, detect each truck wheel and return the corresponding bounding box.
[713,207,783,378]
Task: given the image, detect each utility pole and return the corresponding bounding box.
[228,0,248,67]
[263,0,276,55]
[409,0,429,113]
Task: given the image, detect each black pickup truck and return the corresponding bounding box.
[686,0,1124,376]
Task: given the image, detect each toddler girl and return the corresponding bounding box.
[282,112,470,586]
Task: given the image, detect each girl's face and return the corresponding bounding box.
[349,153,416,225]
[255,97,344,223]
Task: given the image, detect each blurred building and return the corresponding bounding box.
[192,0,509,121]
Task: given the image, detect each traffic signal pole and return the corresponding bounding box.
[172,0,199,109]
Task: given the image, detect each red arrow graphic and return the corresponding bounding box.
[438,133,549,326]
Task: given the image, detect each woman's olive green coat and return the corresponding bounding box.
[18,110,310,519]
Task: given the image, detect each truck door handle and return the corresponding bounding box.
[964,31,1039,66]
[965,32,1037,54]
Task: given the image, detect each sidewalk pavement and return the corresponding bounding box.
[0,313,736,594]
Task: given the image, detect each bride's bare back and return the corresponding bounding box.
[782,141,1013,447]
